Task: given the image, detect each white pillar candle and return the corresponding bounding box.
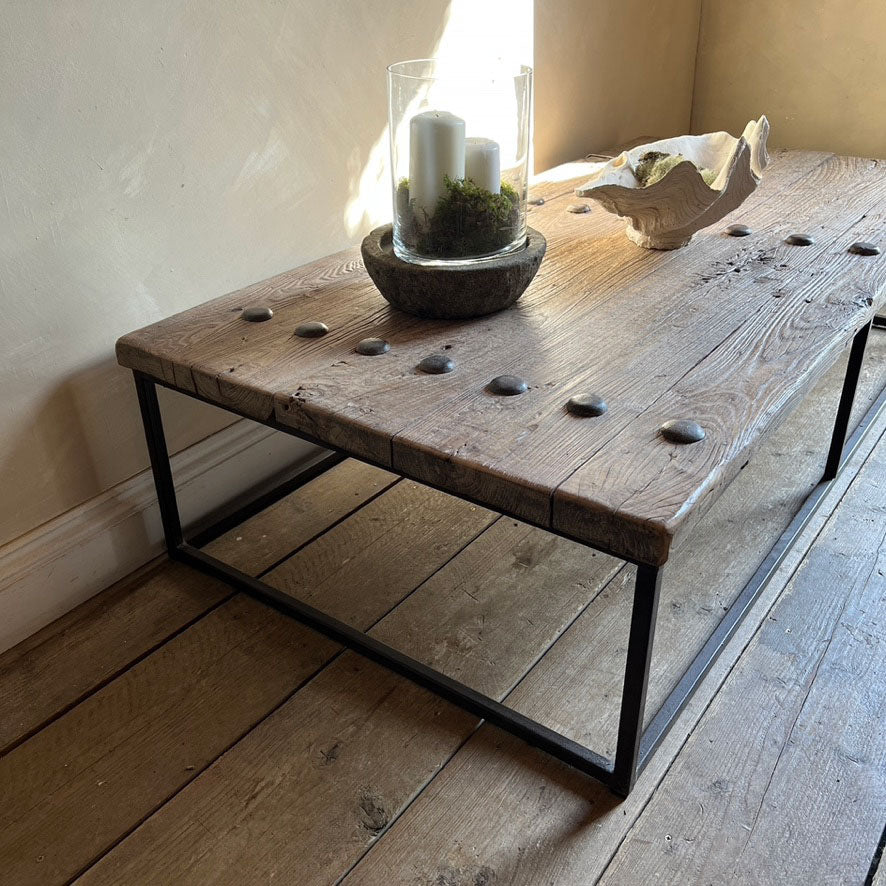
[408,110,465,221]
[465,137,501,194]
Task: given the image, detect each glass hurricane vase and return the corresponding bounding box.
[387,59,532,266]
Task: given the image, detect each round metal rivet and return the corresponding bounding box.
[660,419,705,444]
[417,354,456,374]
[848,241,880,256]
[242,306,273,322]
[725,223,752,237]
[295,321,329,338]
[356,337,390,356]
[488,375,528,396]
[567,203,591,214]
[785,233,814,246]
[566,394,608,417]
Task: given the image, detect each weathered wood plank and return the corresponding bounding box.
[0,477,489,885]
[276,151,830,473]
[75,520,624,884]
[202,458,397,576]
[0,459,393,756]
[75,654,473,886]
[0,562,227,758]
[370,517,623,697]
[115,247,369,399]
[0,595,340,886]
[334,339,886,886]
[555,195,886,562]
[388,154,885,544]
[263,479,498,627]
[598,435,886,886]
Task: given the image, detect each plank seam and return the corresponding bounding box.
[63,642,349,885]
[0,587,232,761]
[733,580,862,865]
[248,475,404,580]
[331,560,631,885]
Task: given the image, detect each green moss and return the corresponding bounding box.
[633,151,669,186]
[396,177,521,259]
[634,151,717,188]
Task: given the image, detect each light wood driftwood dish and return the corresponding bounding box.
[117,150,886,796]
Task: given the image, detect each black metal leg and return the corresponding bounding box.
[873,315,885,329]
[135,373,183,550]
[612,564,663,795]
[823,321,871,481]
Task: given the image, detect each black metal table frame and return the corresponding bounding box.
[133,317,882,797]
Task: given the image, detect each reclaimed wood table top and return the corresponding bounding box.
[117,150,886,565]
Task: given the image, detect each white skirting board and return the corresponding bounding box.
[0,421,322,654]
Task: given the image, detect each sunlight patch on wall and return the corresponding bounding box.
[344,0,533,238]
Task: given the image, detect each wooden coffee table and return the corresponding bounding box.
[118,150,885,796]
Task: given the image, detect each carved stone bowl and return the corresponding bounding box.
[361,225,547,320]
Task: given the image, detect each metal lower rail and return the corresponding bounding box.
[133,319,882,797]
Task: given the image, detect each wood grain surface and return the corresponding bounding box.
[116,151,886,563]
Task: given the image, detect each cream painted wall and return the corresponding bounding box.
[534,0,701,170]
[1,0,704,560]
[692,0,886,157]
[0,0,532,548]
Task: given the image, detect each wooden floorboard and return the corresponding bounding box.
[0,458,395,757]
[0,338,882,886]
[0,471,477,886]
[74,518,623,884]
[599,426,886,885]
